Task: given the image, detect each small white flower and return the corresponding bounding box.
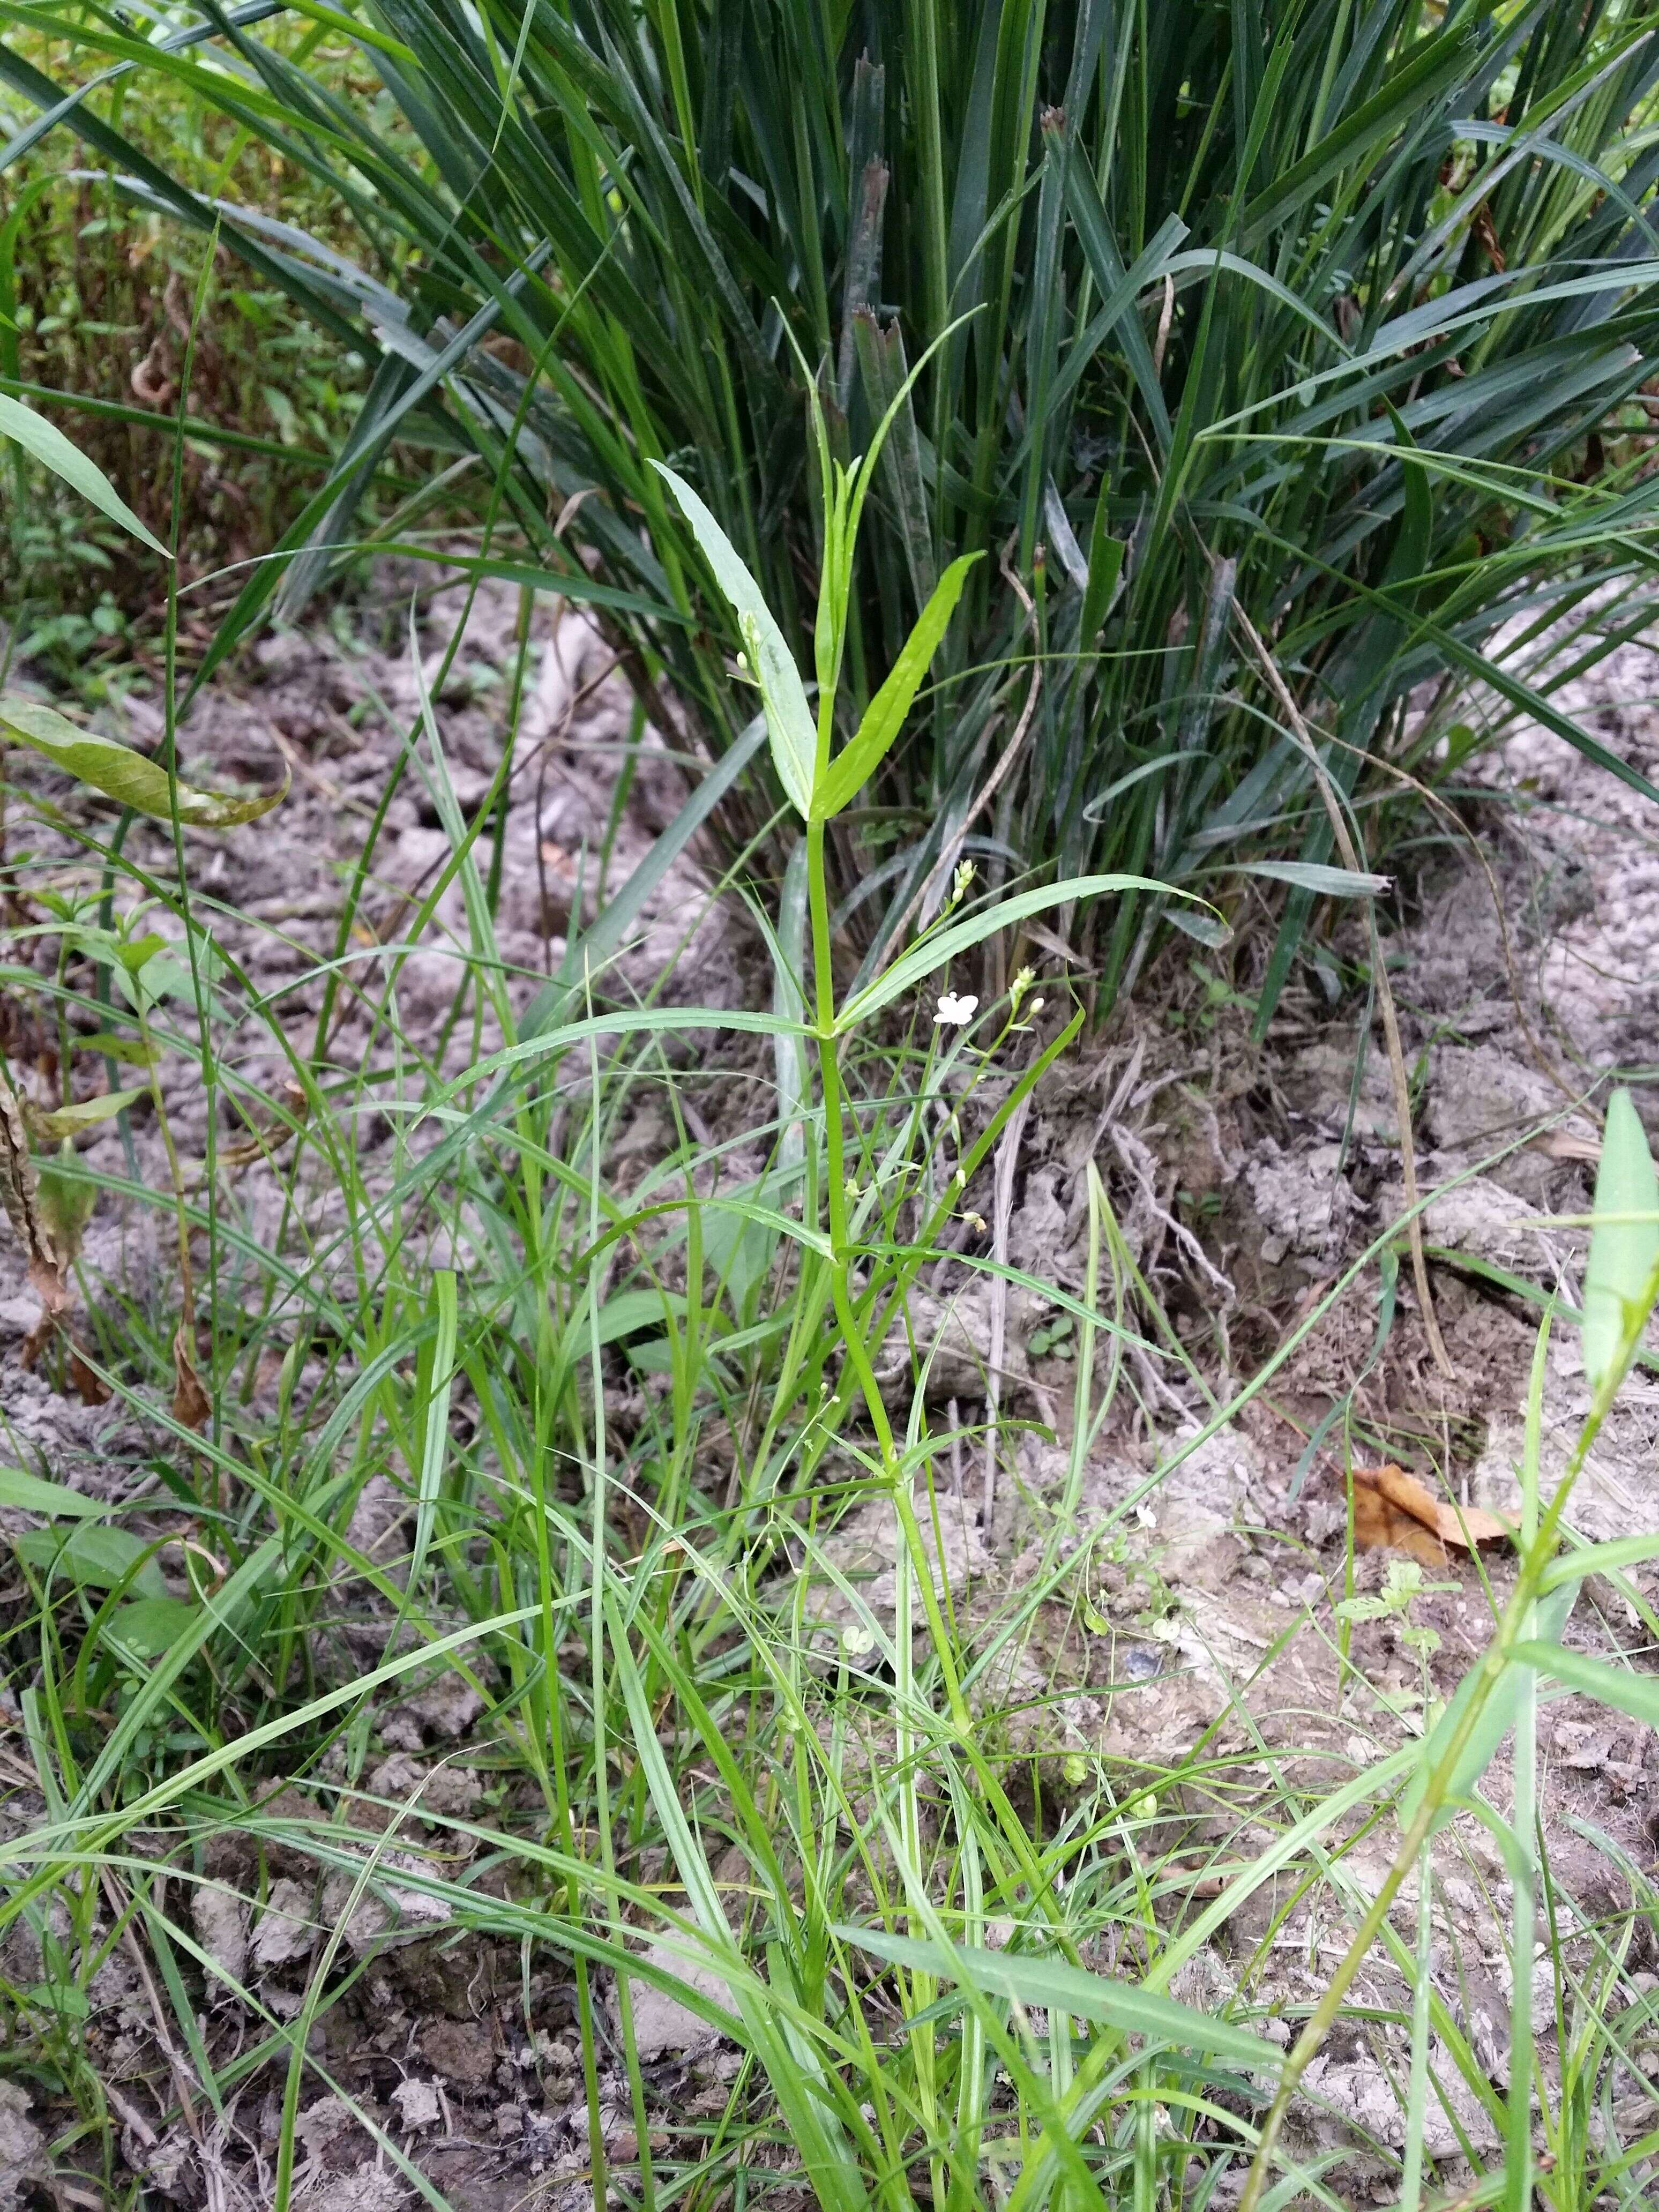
[935,991,979,1027]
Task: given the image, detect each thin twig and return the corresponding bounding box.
[1232,605,1453,1378]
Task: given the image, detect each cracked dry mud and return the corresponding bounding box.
[2,584,1657,2204]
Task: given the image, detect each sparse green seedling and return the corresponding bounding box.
[1027,1312,1077,1363]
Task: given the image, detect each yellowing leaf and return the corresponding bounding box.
[0,694,287,828]
[30,1088,145,1141]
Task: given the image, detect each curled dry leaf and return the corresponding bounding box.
[66,1345,111,1408]
[1,1073,108,1399]
[172,1324,212,1433]
[1351,1463,1511,1563]
[0,1065,70,1321]
[1351,1481,1451,1567]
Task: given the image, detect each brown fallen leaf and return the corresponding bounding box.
[172,1322,212,1432]
[1351,1479,1450,1566]
[67,1341,111,1407]
[0,1070,115,1405]
[1352,1464,1511,1557]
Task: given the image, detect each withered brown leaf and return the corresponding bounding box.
[172,1322,212,1432]
[0,1063,69,1317]
[1352,1463,1511,1558]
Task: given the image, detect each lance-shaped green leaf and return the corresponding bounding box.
[815,552,981,819]
[1398,1582,1576,1837]
[1234,860,1391,897]
[651,461,816,817]
[1581,1086,1659,1400]
[0,695,287,827]
[1079,478,1124,646]
[1542,1530,1659,1593]
[14,1521,167,1599]
[0,393,169,557]
[1509,1638,1659,1730]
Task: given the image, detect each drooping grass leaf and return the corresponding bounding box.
[834,1923,1282,2069]
[0,391,169,555]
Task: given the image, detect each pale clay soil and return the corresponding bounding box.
[1,582,1657,2206]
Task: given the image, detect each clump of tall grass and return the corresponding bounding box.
[8,0,1659,1004]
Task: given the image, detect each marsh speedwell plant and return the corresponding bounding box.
[3,396,1659,2209]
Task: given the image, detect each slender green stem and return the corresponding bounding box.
[806,813,973,1733]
